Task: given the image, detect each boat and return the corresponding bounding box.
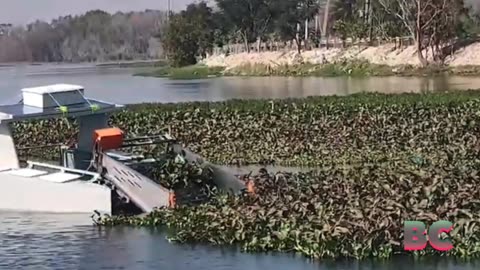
[0,84,246,215]
[0,84,122,214]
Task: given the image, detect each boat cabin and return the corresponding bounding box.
[0,83,245,215]
[0,84,122,214]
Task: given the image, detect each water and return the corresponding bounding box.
[0,212,478,270]
[1,63,480,269]
[2,64,480,104]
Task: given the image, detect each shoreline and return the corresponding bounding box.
[0,59,167,68]
[135,61,480,80]
[96,59,167,68]
[131,42,480,80]
[205,42,480,69]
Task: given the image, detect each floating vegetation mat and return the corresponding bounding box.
[11,91,480,259]
[134,153,218,205]
[97,161,480,259]
[12,91,480,167]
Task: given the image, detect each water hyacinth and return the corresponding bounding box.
[11,91,480,166]
[134,152,217,205]
[98,160,480,259]
[10,91,480,259]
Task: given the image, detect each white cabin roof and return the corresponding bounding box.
[21,84,84,94]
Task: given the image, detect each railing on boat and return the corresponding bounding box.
[26,161,101,182]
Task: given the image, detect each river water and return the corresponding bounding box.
[1,64,480,269]
[0,213,478,270]
[2,63,480,104]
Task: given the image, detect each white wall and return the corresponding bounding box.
[0,122,19,170]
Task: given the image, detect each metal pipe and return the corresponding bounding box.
[26,160,100,181]
[167,0,171,21]
[17,143,65,151]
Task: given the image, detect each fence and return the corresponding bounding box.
[211,36,416,56]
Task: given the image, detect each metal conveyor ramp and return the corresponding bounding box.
[101,154,170,212]
[91,131,245,214]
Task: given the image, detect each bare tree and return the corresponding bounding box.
[378,0,463,66]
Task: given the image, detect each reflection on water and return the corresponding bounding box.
[0,212,478,270]
[1,64,480,104]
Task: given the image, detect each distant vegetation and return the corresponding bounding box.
[2,0,480,67]
[163,0,480,67]
[0,10,167,63]
[135,65,224,79]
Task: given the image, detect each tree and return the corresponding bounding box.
[333,0,358,22]
[211,11,230,48]
[162,2,216,66]
[332,0,369,42]
[274,0,319,53]
[367,0,408,39]
[181,2,216,58]
[378,0,468,66]
[162,15,198,67]
[0,10,167,63]
[215,0,276,52]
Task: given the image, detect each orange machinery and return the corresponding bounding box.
[93,127,124,151]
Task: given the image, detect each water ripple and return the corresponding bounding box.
[0,211,479,269]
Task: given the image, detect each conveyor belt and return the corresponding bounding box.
[95,133,245,213]
[171,144,246,194]
[101,154,170,212]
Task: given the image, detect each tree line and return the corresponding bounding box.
[0,10,167,63]
[162,0,480,67]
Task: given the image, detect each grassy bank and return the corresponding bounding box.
[96,60,168,68]
[135,60,480,79]
[13,91,480,259]
[225,61,480,77]
[224,60,397,77]
[134,65,224,79]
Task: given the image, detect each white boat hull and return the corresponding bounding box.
[0,174,111,214]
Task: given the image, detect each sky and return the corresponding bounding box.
[3,0,477,25]
[1,0,200,25]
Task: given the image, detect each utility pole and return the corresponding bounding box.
[366,0,373,43]
[305,18,309,50]
[322,0,331,36]
[167,0,171,22]
[322,0,331,48]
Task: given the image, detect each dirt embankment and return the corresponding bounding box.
[203,42,480,69]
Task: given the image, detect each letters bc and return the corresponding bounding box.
[403,221,454,251]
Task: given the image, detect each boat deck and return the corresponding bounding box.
[0,161,100,183]
[0,160,110,214]
[0,99,120,122]
[2,168,82,183]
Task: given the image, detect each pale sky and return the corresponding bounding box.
[1,0,204,25]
